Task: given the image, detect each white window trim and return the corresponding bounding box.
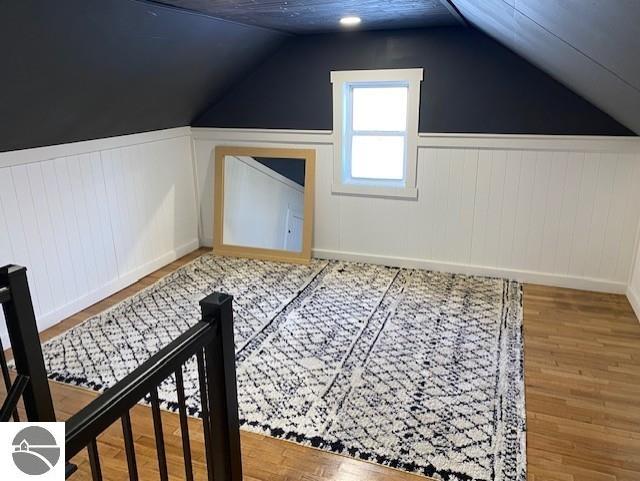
[331,68,423,199]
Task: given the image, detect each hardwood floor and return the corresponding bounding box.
[4,249,640,481]
[524,285,640,481]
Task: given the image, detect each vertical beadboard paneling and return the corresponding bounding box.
[0,167,36,319]
[26,162,68,308]
[0,184,14,343]
[497,150,521,268]
[584,153,617,278]
[484,150,508,268]
[553,152,583,275]
[616,157,640,283]
[193,130,640,293]
[404,153,424,259]
[314,144,341,252]
[80,153,110,287]
[101,148,129,276]
[469,150,493,266]
[42,160,81,304]
[568,154,600,277]
[538,151,568,275]
[12,164,54,317]
[157,140,174,258]
[412,148,438,260]
[68,154,101,292]
[629,228,640,320]
[443,149,463,262]
[629,157,640,318]
[429,148,451,261]
[90,152,119,283]
[0,128,198,345]
[510,152,536,272]
[0,187,14,263]
[53,156,91,299]
[525,152,552,271]
[458,150,479,264]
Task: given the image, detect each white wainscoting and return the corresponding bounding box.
[193,128,640,294]
[0,127,199,345]
[629,234,640,320]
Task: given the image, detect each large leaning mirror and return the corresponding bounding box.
[213,146,315,263]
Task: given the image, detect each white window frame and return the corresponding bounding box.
[331,68,423,199]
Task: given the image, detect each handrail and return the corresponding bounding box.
[64,292,243,481]
[0,286,10,303]
[65,321,215,458]
[0,263,243,481]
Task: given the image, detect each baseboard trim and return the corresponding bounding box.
[197,241,628,293]
[313,248,628,294]
[1,239,200,348]
[44,238,199,327]
[627,287,640,322]
[115,239,200,290]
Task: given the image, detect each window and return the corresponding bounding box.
[331,69,423,199]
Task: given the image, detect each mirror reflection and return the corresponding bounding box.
[222,155,306,252]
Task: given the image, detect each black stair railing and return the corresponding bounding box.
[65,292,243,481]
[66,293,242,481]
[0,263,243,481]
[0,264,56,422]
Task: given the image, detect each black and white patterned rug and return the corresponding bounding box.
[38,254,525,481]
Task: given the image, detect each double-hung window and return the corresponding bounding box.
[331,69,423,199]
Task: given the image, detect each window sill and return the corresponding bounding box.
[331,183,418,200]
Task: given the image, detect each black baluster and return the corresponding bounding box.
[87,439,102,481]
[196,350,214,481]
[175,367,194,481]
[150,388,168,481]
[121,412,138,481]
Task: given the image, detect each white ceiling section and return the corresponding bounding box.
[451,0,640,134]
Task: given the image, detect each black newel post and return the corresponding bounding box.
[0,265,55,421]
[200,292,242,481]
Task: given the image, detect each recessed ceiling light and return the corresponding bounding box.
[340,16,361,27]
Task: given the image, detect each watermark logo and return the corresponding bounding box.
[12,426,61,475]
[1,423,65,480]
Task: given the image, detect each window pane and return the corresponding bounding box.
[352,86,407,131]
[351,135,405,180]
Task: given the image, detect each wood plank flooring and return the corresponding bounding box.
[524,285,640,481]
[4,248,640,481]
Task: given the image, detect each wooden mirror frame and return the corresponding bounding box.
[213,146,315,264]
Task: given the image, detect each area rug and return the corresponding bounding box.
[37,254,525,481]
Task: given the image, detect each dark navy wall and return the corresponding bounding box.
[0,0,287,152]
[195,27,634,135]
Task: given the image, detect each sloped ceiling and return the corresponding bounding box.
[154,0,462,33]
[0,0,287,152]
[3,0,637,152]
[451,0,640,134]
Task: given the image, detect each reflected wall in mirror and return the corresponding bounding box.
[213,146,315,263]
